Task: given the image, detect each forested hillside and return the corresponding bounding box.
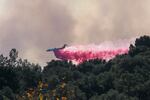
[0,35,150,100]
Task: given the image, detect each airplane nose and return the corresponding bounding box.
[46,49,50,52]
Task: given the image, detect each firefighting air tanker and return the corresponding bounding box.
[46,44,128,64]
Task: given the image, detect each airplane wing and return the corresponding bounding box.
[47,44,68,52]
[46,48,57,52]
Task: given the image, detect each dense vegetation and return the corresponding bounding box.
[0,35,150,100]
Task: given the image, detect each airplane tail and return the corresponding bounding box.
[61,44,67,49]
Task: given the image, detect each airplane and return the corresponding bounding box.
[46,44,67,52]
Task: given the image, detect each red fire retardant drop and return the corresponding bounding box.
[53,45,129,64]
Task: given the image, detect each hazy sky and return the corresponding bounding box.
[0,0,149,65]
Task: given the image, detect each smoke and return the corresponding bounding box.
[67,0,150,44]
[0,0,75,65]
[0,0,149,65]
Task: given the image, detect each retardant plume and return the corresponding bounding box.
[50,41,130,64]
